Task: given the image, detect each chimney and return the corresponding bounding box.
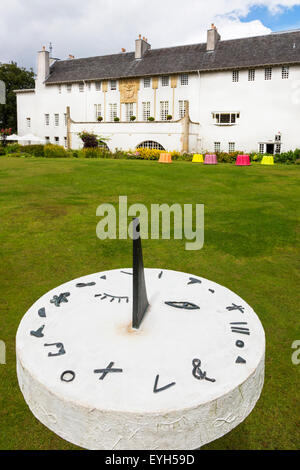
[135,34,151,59]
[36,46,50,85]
[121,48,126,53]
[207,24,220,51]
[68,54,75,60]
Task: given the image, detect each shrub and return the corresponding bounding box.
[148,117,155,121]
[135,148,162,160]
[0,147,5,155]
[78,131,98,148]
[97,116,103,122]
[20,144,45,157]
[79,147,112,158]
[6,152,24,158]
[167,115,172,121]
[274,151,295,164]
[114,117,120,122]
[44,144,68,158]
[5,143,21,154]
[130,116,136,121]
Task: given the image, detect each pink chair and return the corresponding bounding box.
[236,155,251,166]
[204,154,218,165]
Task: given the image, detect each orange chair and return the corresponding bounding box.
[158,153,172,164]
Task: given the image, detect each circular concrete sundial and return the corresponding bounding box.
[16,220,265,450]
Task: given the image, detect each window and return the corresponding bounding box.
[160,101,169,121]
[232,70,239,82]
[109,103,118,121]
[64,137,67,148]
[161,76,169,87]
[265,67,272,80]
[214,142,221,152]
[142,102,150,121]
[137,141,165,150]
[248,69,255,81]
[54,114,59,127]
[282,66,289,79]
[95,81,101,91]
[275,144,281,154]
[26,118,31,128]
[58,85,62,94]
[213,112,240,125]
[95,104,102,120]
[67,83,72,93]
[110,80,117,90]
[86,82,91,91]
[45,114,50,126]
[144,77,151,88]
[229,142,235,153]
[79,82,84,92]
[275,134,281,142]
[259,144,265,153]
[180,73,189,85]
[54,137,59,144]
[179,100,188,118]
[125,103,134,121]
[64,113,67,126]
[45,136,50,144]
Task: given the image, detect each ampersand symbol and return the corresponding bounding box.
[192,359,207,380]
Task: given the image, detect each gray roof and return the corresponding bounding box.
[46,30,300,84]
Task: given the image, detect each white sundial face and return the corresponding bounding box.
[16,268,265,415]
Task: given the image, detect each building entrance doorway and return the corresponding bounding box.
[266,143,274,154]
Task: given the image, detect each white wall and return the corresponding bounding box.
[16,64,300,153]
[198,66,300,153]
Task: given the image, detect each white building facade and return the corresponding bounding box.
[15,27,300,154]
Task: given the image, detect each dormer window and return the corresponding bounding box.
[144,77,151,88]
[232,70,239,82]
[265,67,272,80]
[79,82,84,92]
[110,80,117,90]
[213,112,240,125]
[282,66,289,79]
[161,76,169,87]
[180,74,189,85]
[95,81,101,91]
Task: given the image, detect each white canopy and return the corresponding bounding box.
[18,134,45,143]
[6,134,20,141]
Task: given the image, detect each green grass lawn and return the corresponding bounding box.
[0,157,299,450]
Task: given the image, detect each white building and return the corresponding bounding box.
[15,26,300,154]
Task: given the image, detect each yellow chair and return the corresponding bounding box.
[261,156,274,165]
[192,154,204,163]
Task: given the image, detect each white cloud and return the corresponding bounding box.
[0,0,299,69]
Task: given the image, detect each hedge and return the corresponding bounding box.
[1,143,300,164]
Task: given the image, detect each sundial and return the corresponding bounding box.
[16,219,265,450]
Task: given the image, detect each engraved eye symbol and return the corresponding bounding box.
[95,293,129,303]
[165,301,200,310]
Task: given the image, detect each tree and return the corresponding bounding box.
[0,62,35,132]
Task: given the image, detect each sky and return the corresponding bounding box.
[1,0,300,70]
